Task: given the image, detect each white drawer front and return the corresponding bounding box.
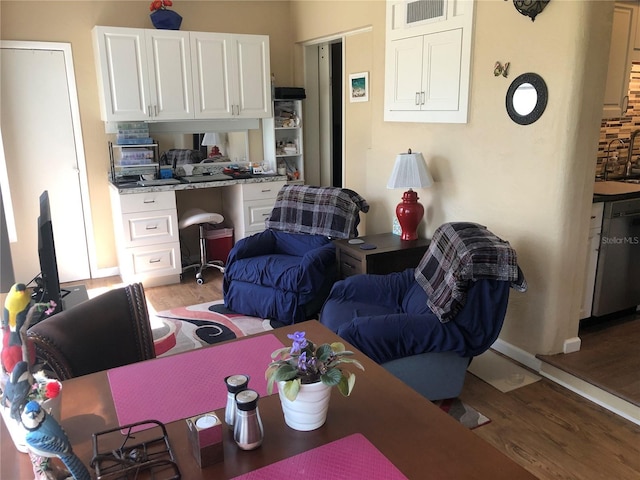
[119,191,176,213]
[242,181,285,201]
[122,209,178,247]
[128,243,180,277]
[245,201,274,231]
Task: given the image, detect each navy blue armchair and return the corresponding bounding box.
[223,185,369,325]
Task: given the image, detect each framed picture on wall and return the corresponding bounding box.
[349,72,369,103]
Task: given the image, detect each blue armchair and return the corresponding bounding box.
[319,222,526,400]
[223,185,369,325]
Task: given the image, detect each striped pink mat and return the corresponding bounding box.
[231,433,407,479]
[107,334,283,428]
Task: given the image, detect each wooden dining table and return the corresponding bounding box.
[1,320,536,479]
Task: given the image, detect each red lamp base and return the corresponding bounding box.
[396,189,424,241]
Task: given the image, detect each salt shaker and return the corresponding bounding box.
[224,374,249,428]
[233,389,263,450]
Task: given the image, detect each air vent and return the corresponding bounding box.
[406,0,445,24]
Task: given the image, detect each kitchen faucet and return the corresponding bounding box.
[603,138,626,181]
[625,129,640,178]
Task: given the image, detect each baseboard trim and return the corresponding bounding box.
[490,339,640,426]
[539,362,640,426]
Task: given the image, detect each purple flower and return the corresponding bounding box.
[297,351,307,371]
[287,331,307,354]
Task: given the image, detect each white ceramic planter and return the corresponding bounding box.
[277,380,332,431]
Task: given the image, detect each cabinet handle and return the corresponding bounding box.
[421,92,425,105]
[415,92,420,105]
[261,189,271,193]
[143,199,156,204]
[149,258,162,264]
[154,105,158,117]
[622,95,629,116]
[148,106,152,117]
[145,225,158,230]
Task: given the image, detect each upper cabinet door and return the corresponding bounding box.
[603,4,637,119]
[191,32,234,119]
[145,30,193,120]
[234,34,272,118]
[386,36,424,112]
[93,27,152,121]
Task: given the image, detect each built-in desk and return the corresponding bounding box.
[109,175,286,287]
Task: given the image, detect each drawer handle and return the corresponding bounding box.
[149,258,162,264]
[143,199,156,204]
[261,213,270,217]
[342,263,355,270]
[261,189,271,193]
[146,225,158,230]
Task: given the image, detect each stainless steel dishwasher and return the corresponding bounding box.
[592,197,640,317]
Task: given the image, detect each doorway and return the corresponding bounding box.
[304,39,343,187]
[1,42,93,285]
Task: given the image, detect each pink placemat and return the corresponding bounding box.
[231,433,408,479]
[108,334,283,428]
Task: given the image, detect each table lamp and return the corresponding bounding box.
[387,148,433,241]
[202,133,224,157]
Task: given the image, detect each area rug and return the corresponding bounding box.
[151,300,273,356]
[150,300,490,429]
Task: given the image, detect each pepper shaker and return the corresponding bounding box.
[224,374,249,428]
[233,389,263,450]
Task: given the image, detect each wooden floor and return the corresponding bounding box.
[538,314,640,407]
[73,273,640,480]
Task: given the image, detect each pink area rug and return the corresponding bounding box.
[151,300,272,356]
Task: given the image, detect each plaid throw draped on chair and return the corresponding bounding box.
[415,222,527,323]
[266,185,369,239]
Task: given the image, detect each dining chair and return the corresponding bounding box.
[27,283,156,380]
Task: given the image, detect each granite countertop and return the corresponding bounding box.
[110,174,287,195]
[593,181,640,202]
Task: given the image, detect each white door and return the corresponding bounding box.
[386,36,424,112]
[1,43,91,284]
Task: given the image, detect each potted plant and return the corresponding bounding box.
[149,0,182,30]
[265,331,364,431]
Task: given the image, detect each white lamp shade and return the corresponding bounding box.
[202,133,222,146]
[387,151,433,189]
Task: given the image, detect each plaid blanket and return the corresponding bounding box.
[265,185,369,239]
[415,222,527,323]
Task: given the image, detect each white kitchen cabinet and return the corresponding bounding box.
[580,202,604,319]
[93,27,271,122]
[191,32,271,119]
[603,3,637,119]
[109,187,181,287]
[384,0,474,123]
[263,99,304,182]
[93,26,193,122]
[222,181,286,241]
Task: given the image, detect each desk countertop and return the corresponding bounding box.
[110,174,287,195]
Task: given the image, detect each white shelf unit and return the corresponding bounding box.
[263,99,304,183]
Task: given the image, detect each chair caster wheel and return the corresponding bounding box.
[196,277,204,285]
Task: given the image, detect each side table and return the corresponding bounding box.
[334,232,430,279]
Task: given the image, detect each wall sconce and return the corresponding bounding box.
[512,0,550,22]
[387,149,433,241]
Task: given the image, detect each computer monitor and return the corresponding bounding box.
[36,191,63,314]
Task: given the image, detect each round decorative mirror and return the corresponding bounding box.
[506,73,548,125]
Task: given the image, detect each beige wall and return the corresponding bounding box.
[289,0,613,356]
[1,0,615,356]
[1,0,293,271]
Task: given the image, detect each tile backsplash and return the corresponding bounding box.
[597,64,640,178]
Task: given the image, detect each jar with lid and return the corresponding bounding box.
[233,389,263,450]
[224,374,249,428]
